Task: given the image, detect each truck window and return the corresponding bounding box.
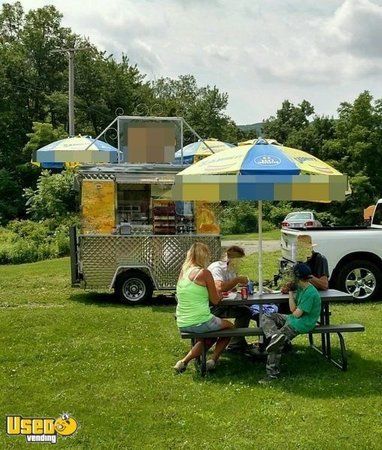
[372,203,382,225]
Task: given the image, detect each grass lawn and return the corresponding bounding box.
[1,256,381,449]
[222,229,281,241]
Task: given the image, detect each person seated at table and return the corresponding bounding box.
[281,235,329,294]
[174,242,233,373]
[279,235,329,332]
[302,236,329,290]
[208,246,258,356]
[259,262,321,384]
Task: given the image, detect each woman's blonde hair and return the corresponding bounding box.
[181,242,211,274]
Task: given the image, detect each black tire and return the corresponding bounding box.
[336,259,382,302]
[115,270,153,305]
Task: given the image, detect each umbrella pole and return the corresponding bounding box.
[258,200,264,343]
[258,200,263,295]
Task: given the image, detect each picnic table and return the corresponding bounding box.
[220,288,355,366]
[180,288,364,375]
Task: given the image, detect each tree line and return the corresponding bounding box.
[1,2,381,229]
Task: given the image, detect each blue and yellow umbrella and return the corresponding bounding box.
[172,138,347,202]
[172,138,348,292]
[173,139,234,165]
[34,136,122,169]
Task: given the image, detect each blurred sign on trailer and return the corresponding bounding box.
[127,122,176,164]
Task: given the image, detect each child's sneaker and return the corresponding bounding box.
[266,333,286,353]
[258,374,279,385]
[173,360,187,373]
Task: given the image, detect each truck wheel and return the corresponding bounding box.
[115,270,153,305]
[337,260,382,301]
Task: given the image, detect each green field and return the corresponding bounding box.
[1,257,381,449]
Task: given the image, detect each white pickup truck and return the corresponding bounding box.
[280,199,382,301]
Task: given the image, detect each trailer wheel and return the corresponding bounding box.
[115,270,153,305]
[336,260,382,302]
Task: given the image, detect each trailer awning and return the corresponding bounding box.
[77,163,183,185]
[114,173,177,184]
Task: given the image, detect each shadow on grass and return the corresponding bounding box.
[150,295,177,312]
[193,344,382,399]
[69,292,123,307]
[69,291,177,310]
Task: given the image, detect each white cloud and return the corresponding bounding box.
[11,0,382,123]
[322,0,382,59]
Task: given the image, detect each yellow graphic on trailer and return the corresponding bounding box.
[6,414,78,444]
[81,179,116,234]
[195,201,220,234]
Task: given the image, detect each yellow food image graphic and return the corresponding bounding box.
[196,203,220,234]
[54,414,78,436]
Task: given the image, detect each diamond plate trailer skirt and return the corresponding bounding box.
[78,234,221,290]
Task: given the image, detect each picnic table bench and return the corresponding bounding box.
[179,289,365,376]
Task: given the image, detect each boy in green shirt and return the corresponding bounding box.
[259,263,321,383]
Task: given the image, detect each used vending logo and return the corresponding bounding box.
[6,413,78,444]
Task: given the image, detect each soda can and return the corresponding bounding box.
[241,287,248,300]
[247,280,254,295]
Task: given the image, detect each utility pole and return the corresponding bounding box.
[52,47,89,137]
[68,49,75,136]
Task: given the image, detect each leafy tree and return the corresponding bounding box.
[286,115,336,159]
[322,92,382,181]
[0,1,23,43]
[23,122,67,160]
[152,75,240,144]
[0,2,154,222]
[0,169,21,224]
[24,169,77,220]
[318,91,382,224]
[263,100,315,144]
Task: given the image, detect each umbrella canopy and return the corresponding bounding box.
[172,138,347,202]
[172,138,348,294]
[173,139,234,165]
[238,138,282,146]
[34,136,122,169]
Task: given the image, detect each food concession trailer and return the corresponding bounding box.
[70,117,221,304]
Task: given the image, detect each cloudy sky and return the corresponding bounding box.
[12,0,382,124]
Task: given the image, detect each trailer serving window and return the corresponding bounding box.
[117,184,150,224]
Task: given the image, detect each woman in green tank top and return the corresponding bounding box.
[174,242,233,373]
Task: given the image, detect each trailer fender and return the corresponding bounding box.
[110,266,158,290]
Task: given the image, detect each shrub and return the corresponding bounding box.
[7,220,51,243]
[0,169,22,225]
[0,215,79,265]
[219,202,276,235]
[53,227,71,256]
[261,220,275,232]
[314,211,338,227]
[24,169,77,221]
[220,202,258,234]
[5,239,40,264]
[0,242,13,264]
[267,202,294,227]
